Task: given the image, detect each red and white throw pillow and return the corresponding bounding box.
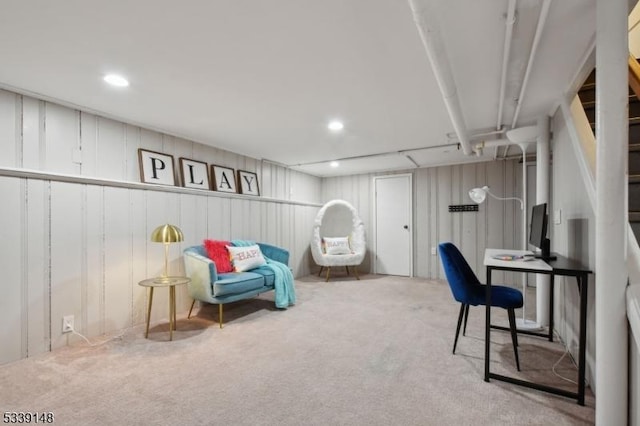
[203,239,234,273]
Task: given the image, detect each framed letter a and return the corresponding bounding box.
[211,165,237,193]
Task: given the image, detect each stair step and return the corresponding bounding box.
[630,125,640,142]
[630,211,640,222]
[631,150,640,174]
[580,93,638,108]
[583,105,640,123]
[631,178,640,211]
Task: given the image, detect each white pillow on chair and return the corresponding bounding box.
[323,237,351,255]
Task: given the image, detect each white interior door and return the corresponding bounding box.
[374,174,412,276]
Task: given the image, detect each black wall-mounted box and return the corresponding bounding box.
[448,204,479,213]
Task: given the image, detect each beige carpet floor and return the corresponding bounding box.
[0,275,595,425]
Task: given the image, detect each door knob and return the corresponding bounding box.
[403,225,409,230]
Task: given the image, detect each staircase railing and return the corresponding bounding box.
[566,58,640,285]
[627,58,640,385]
[565,60,640,398]
[627,56,640,284]
[629,54,640,99]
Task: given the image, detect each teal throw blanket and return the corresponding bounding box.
[232,240,296,308]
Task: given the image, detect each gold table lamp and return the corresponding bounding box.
[151,224,184,281]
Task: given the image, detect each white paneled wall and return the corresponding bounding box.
[322,161,523,283]
[0,89,321,203]
[0,89,321,365]
[551,107,596,388]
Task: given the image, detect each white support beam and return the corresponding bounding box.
[511,0,552,128]
[407,0,472,155]
[595,0,629,423]
[536,116,551,327]
[497,0,517,131]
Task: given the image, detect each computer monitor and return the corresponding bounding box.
[529,203,555,260]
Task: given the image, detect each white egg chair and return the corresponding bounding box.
[311,199,366,281]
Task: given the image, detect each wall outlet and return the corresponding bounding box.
[431,247,437,256]
[62,315,74,333]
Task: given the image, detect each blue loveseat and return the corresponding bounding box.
[183,243,290,328]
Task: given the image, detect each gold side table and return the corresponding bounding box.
[138,276,191,341]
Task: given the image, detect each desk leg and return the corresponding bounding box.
[485,267,492,382]
[549,274,555,342]
[577,274,588,406]
[145,287,154,338]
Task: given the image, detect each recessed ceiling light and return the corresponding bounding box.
[328,120,344,131]
[330,161,339,168]
[103,74,129,87]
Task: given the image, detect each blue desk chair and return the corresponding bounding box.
[438,242,523,371]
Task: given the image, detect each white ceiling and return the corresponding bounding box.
[0,0,595,177]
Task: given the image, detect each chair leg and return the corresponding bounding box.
[325,267,331,282]
[507,308,521,371]
[462,304,470,336]
[354,266,360,280]
[188,299,196,319]
[345,266,350,275]
[318,266,324,277]
[453,304,466,354]
[219,304,224,329]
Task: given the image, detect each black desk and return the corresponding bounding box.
[484,249,592,405]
